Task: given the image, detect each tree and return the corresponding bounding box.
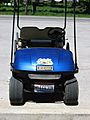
[86,0,90,14]
[23,0,29,15]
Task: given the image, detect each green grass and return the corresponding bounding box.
[0,3,90,18]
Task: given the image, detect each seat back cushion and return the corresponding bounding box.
[20,27,51,40]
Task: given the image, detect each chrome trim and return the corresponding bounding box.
[28,74,61,80]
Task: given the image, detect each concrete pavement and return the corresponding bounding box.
[0,15,90,119]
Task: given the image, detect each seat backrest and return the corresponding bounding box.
[20,27,65,48]
[20,27,51,40]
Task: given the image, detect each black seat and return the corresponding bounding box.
[20,27,65,48]
[20,27,51,40]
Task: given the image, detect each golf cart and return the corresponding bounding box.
[9,0,79,105]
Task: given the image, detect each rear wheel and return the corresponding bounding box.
[9,77,24,105]
[64,78,79,105]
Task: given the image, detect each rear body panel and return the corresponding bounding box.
[13,48,75,72]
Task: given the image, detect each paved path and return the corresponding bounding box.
[0,16,90,119]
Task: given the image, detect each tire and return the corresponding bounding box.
[9,77,24,106]
[64,78,79,105]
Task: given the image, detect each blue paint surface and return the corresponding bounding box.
[13,48,75,72]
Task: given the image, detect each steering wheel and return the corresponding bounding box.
[48,28,65,40]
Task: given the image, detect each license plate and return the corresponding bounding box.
[37,66,53,71]
[34,84,54,93]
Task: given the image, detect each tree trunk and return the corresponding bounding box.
[24,0,29,15]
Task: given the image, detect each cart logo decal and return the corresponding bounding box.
[36,58,53,65]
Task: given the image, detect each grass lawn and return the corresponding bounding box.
[0,3,90,18]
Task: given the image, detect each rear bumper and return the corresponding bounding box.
[12,69,75,87]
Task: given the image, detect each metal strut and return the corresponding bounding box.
[64,0,67,29]
[10,0,16,66]
[11,0,21,66]
[17,0,21,30]
[73,0,78,71]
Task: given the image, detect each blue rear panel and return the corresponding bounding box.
[13,48,75,72]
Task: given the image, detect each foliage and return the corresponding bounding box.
[0,0,90,16]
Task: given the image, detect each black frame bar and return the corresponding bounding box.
[64,0,67,29]
[11,0,16,65]
[17,0,21,30]
[73,0,78,70]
